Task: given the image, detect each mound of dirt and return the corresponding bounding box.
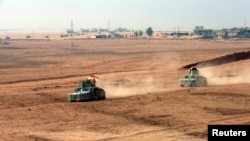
[182,51,250,69]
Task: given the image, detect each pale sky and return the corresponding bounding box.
[0,0,250,31]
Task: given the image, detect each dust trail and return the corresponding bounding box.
[181,50,250,86]
[97,52,182,98]
[99,75,156,98]
[199,65,250,85]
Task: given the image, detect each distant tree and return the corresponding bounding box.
[146,27,153,37]
[134,31,138,37]
[117,27,128,32]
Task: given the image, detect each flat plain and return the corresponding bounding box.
[0,38,249,141]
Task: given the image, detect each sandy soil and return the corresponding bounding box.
[0,39,249,141]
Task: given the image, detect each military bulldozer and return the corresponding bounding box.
[179,67,207,87]
[68,80,106,102]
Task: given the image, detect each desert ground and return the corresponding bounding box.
[0,38,249,141]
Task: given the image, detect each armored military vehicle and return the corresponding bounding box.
[68,79,106,102]
[179,67,207,87]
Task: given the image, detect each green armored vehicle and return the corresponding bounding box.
[179,67,207,87]
[68,75,106,102]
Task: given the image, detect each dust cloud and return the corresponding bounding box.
[97,52,182,99]
[99,75,156,98]
[199,65,250,86]
[183,50,250,86]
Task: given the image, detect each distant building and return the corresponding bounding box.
[237,27,250,38]
[5,36,10,40]
[214,30,224,38]
[113,33,124,38]
[80,28,90,32]
[116,27,130,32]
[96,34,109,38]
[91,28,98,32]
[193,26,214,39]
[26,35,31,39]
[170,32,189,37]
[227,29,240,38]
[89,34,110,38]
[99,28,109,32]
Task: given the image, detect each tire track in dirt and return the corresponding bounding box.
[0,92,66,110]
[0,56,153,85]
[1,47,249,85]
[0,69,153,85]
[87,87,250,140]
[99,114,250,141]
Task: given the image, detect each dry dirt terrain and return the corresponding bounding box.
[0,38,249,141]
